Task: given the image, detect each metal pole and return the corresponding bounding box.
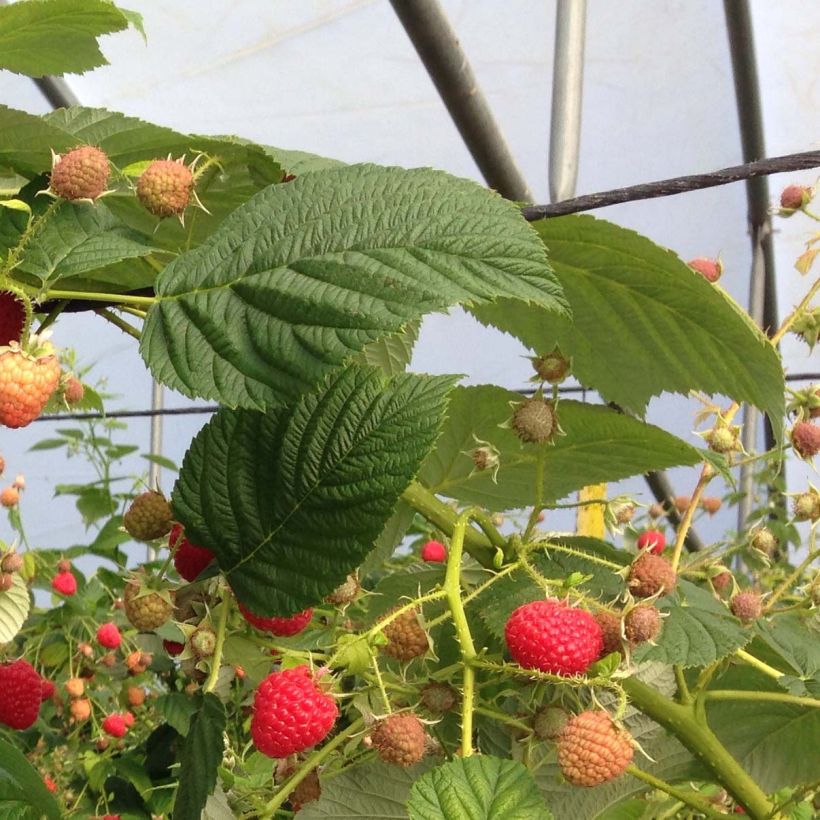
[146,381,165,560]
[33,76,79,108]
[549,0,587,203]
[389,0,532,201]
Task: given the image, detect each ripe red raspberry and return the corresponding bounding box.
[505,599,603,676]
[102,713,128,738]
[557,711,633,786]
[623,605,661,644]
[688,257,723,283]
[533,705,568,740]
[636,529,665,555]
[421,539,447,562]
[419,682,459,714]
[593,611,623,658]
[43,776,57,793]
[123,491,173,541]
[531,349,570,383]
[370,712,426,766]
[124,578,174,631]
[730,591,762,624]
[511,396,557,444]
[97,621,122,649]
[170,524,215,581]
[251,666,338,758]
[628,554,677,598]
[40,679,55,701]
[0,658,42,729]
[163,639,184,657]
[325,573,360,605]
[779,184,811,212]
[137,159,194,218]
[0,345,61,428]
[51,570,77,596]
[49,145,110,201]
[63,376,84,405]
[0,292,25,346]
[381,608,429,662]
[791,421,820,460]
[238,602,313,636]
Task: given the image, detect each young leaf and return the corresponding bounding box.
[473,214,785,437]
[0,573,30,644]
[172,366,456,615]
[407,757,551,820]
[172,693,226,820]
[141,164,565,410]
[0,739,61,819]
[419,386,701,509]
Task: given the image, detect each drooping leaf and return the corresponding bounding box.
[141,164,566,410]
[420,386,701,509]
[0,739,61,819]
[172,693,226,820]
[0,0,136,77]
[473,215,784,437]
[0,572,30,644]
[408,756,551,820]
[631,580,752,668]
[172,366,455,615]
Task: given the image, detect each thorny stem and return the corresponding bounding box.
[670,468,711,573]
[46,289,156,306]
[527,538,624,571]
[1,198,61,277]
[203,592,231,694]
[764,543,818,613]
[95,308,142,340]
[625,765,726,819]
[473,706,531,734]
[770,276,820,346]
[733,648,783,681]
[703,690,820,709]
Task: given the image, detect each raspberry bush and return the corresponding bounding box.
[0,4,818,819]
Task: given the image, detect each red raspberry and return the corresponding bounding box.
[40,679,55,701]
[0,292,25,346]
[97,622,122,649]
[163,639,184,657]
[0,345,61,428]
[0,659,42,729]
[123,491,173,541]
[51,570,77,596]
[791,421,820,460]
[730,591,762,624]
[505,599,603,676]
[137,159,194,218]
[636,529,665,555]
[628,554,677,598]
[420,539,447,562]
[688,257,723,283]
[779,184,811,212]
[593,610,623,658]
[43,776,57,793]
[251,666,338,758]
[381,608,429,662]
[170,524,215,581]
[102,713,128,738]
[123,711,135,728]
[49,146,110,201]
[370,712,426,766]
[239,602,313,636]
[557,711,633,786]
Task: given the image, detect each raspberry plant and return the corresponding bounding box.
[0,4,819,819]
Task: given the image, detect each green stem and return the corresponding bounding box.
[44,288,156,306]
[764,544,818,613]
[260,718,365,818]
[2,199,61,277]
[733,648,783,680]
[473,706,532,734]
[622,677,774,820]
[703,689,820,709]
[625,765,726,819]
[670,467,710,573]
[401,481,498,567]
[96,308,142,340]
[673,665,692,704]
[203,592,231,694]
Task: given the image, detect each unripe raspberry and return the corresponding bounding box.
[648,502,666,519]
[531,349,570,383]
[511,396,557,444]
[124,578,174,631]
[11,474,24,490]
[612,502,635,525]
[0,344,61,429]
[125,650,150,674]
[793,489,820,522]
[624,605,661,644]
[0,572,13,591]
[123,491,173,541]
[1,550,23,573]
[593,611,623,658]
[382,608,429,662]
[420,539,447,563]
[557,711,633,787]
[49,146,110,201]
[730,592,762,624]
[65,677,84,698]
[628,554,677,598]
[70,698,91,722]
[0,486,19,507]
[533,705,568,740]
[96,622,122,650]
[63,376,84,405]
[636,529,665,555]
[100,651,116,667]
[191,627,217,659]
[123,711,135,728]
[791,421,820,460]
[471,445,499,473]
[325,573,360,605]
[706,424,740,455]
[701,496,722,515]
[688,257,723,283]
[289,768,321,811]
[711,570,732,595]
[127,686,145,707]
[779,184,812,213]
[370,712,426,766]
[749,526,778,556]
[419,682,459,715]
[56,558,71,573]
[137,159,195,218]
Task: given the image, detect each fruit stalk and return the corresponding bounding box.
[625,765,726,819]
[203,592,231,694]
[703,690,820,709]
[763,543,818,613]
[670,468,711,572]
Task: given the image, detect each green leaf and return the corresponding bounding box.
[472,215,785,437]
[752,613,820,681]
[0,572,29,644]
[0,105,74,176]
[298,760,435,819]
[155,692,199,737]
[172,693,226,820]
[357,321,420,377]
[420,386,701,509]
[631,580,752,668]
[359,499,415,576]
[269,146,347,176]
[0,0,135,77]
[408,757,551,820]
[141,164,565,410]
[172,366,455,615]
[0,739,61,819]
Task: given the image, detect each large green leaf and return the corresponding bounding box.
[0,739,61,820]
[420,386,701,509]
[0,0,137,77]
[172,366,455,615]
[141,164,566,410]
[631,580,752,668]
[172,693,226,820]
[407,757,551,820]
[0,572,30,644]
[0,106,74,176]
[473,215,784,436]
